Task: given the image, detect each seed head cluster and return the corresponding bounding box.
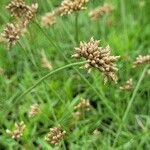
[41,0,89,27]
[89,3,113,20]
[74,98,91,111]
[133,55,150,67]
[6,0,38,27]
[28,104,40,118]
[2,23,20,46]
[41,12,56,27]
[120,78,133,91]
[45,126,66,146]
[2,0,38,46]
[72,37,120,83]
[6,121,26,140]
[56,0,89,16]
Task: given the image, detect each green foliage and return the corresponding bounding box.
[0,0,150,149]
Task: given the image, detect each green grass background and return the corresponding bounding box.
[0,0,150,149]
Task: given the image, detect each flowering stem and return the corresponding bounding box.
[13,61,86,105]
[75,13,79,43]
[112,65,149,147]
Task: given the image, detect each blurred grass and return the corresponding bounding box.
[0,0,150,149]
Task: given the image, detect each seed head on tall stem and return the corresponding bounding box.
[72,37,120,83]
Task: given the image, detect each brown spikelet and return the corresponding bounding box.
[45,126,66,146]
[6,121,26,140]
[1,23,21,47]
[89,3,113,21]
[133,55,150,67]
[41,50,53,70]
[120,78,133,91]
[56,0,89,16]
[72,37,120,83]
[28,104,40,118]
[41,12,56,27]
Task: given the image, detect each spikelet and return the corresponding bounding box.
[41,50,53,70]
[89,3,113,21]
[1,23,21,47]
[133,55,150,67]
[72,37,120,83]
[41,12,56,27]
[56,0,89,16]
[6,121,26,140]
[120,78,133,91]
[45,126,66,146]
[28,104,40,118]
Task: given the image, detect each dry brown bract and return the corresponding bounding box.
[120,78,133,91]
[45,126,66,146]
[72,37,120,83]
[6,121,26,140]
[41,12,56,27]
[56,0,89,16]
[89,3,113,21]
[6,0,38,27]
[28,104,40,118]
[133,55,150,67]
[1,23,21,46]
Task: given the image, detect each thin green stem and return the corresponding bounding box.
[75,13,79,44]
[112,65,149,147]
[12,61,86,106]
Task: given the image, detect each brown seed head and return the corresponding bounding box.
[72,37,120,83]
[133,55,150,67]
[1,23,21,46]
[6,121,26,140]
[28,103,40,118]
[56,0,89,16]
[89,3,113,20]
[74,98,91,111]
[6,0,38,27]
[45,126,66,146]
[120,78,133,91]
[41,12,56,27]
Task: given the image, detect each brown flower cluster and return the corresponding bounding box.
[41,0,89,27]
[74,98,91,119]
[6,0,38,27]
[56,0,89,16]
[28,104,40,118]
[133,55,150,67]
[89,3,113,20]
[41,12,56,27]
[1,0,38,46]
[120,78,133,91]
[1,23,20,46]
[6,121,26,140]
[45,126,66,146]
[74,98,91,111]
[72,37,120,83]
